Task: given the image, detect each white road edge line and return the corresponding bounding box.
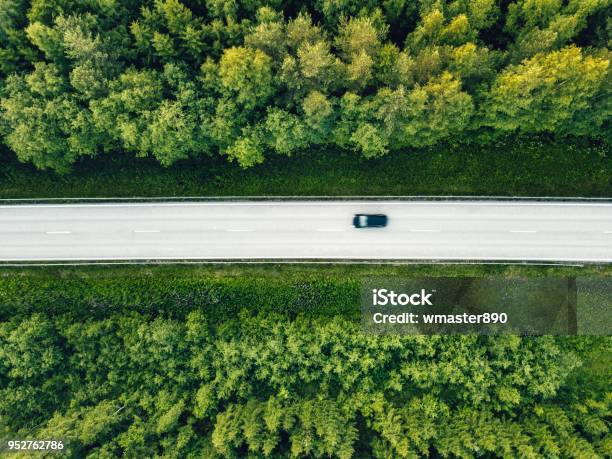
[0,261,588,267]
[510,230,537,233]
[5,201,612,209]
[0,255,605,262]
[45,231,71,235]
[603,231,612,234]
[133,230,161,233]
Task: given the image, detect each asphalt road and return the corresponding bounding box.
[1,201,611,262]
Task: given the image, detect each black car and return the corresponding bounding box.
[353,214,388,228]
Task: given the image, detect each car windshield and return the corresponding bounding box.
[359,216,368,226]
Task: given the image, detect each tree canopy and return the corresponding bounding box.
[0,0,609,172]
[1,311,609,458]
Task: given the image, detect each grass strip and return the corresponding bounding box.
[1,139,610,199]
[1,263,609,322]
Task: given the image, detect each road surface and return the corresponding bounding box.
[1,201,611,262]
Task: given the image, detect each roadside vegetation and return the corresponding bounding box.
[0,264,610,457]
[1,312,609,458]
[1,138,610,198]
[0,1,609,175]
[1,263,610,321]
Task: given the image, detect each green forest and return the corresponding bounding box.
[0,265,610,457]
[0,1,611,458]
[0,0,610,173]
